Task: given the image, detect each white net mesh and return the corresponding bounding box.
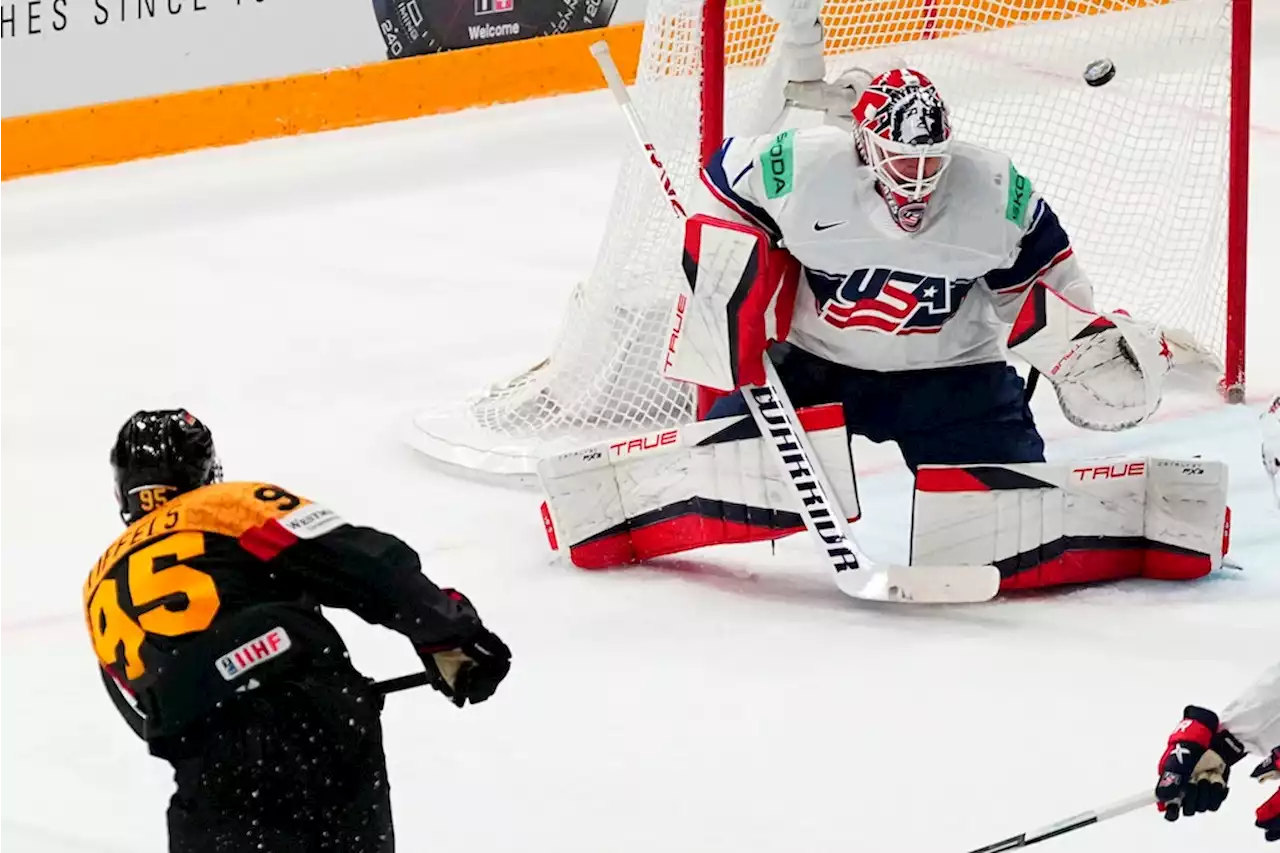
[410,0,1238,478]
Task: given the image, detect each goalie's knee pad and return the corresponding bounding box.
[910,458,1229,591]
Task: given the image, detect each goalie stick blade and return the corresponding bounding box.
[834,562,1001,604]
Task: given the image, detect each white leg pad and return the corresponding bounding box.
[910,458,1228,589]
[538,405,858,568]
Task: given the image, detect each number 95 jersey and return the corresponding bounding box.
[698,124,1097,372]
[83,481,474,744]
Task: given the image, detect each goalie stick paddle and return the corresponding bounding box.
[745,355,999,604]
[963,790,1156,853]
[588,42,999,605]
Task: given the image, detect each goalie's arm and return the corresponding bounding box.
[981,193,1097,319]
[696,134,788,244]
[986,192,1171,431]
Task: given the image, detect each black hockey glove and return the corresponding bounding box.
[416,590,511,708]
[1155,705,1248,821]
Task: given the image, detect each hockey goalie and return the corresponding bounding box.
[537,5,1231,594]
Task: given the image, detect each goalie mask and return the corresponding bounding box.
[852,68,952,233]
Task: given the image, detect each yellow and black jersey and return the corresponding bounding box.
[84,481,477,742]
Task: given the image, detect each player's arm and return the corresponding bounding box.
[661,130,803,392]
[1222,662,1280,757]
[696,133,787,244]
[268,505,510,707]
[982,193,1096,314]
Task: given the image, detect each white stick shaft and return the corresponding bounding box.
[966,790,1156,852]
[589,40,688,220]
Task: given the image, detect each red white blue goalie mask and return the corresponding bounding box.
[852,68,953,233]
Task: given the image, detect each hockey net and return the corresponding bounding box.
[410,0,1250,480]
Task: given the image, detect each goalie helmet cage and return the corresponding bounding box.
[409,0,1251,481]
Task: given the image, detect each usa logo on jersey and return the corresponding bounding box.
[808,267,974,334]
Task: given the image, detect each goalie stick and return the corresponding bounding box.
[588,41,999,604]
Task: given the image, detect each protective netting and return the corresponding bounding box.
[410,0,1237,478]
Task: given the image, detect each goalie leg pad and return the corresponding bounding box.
[537,404,860,569]
[910,458,1228,591]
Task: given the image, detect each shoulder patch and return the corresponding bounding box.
[1005,162,1033,227]
[276,503,345,539]
[761,129,796,200]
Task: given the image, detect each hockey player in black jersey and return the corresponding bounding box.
[84,409,512,853]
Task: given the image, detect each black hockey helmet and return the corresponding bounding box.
[110,409,223,525]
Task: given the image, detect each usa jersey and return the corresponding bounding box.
[698,125,1096,372]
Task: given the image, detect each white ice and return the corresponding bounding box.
[3,12,1280,853]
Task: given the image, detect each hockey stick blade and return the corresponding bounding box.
[834,561,1001,604]
[963,791,1155,852]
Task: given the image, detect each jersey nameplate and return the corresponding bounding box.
[762,129,796,200]
[1005,162,1032,226]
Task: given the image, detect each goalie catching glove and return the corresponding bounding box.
[1007,280,1172,431]
[416,589,511,708]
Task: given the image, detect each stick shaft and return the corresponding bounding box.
[590,41,687,219]
[372,671,431,696]
[966,791,1155,853]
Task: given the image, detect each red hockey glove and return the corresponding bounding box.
[1155,705,1248,821]
[1252,747,1280,842]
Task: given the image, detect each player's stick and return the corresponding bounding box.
[963,790,1155,852]
[589,41,999,604]
[373,671,432,696]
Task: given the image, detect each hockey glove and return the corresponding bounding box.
[1155,705,1248,821]
[1253,747,1280,842]
[417,590,511,708]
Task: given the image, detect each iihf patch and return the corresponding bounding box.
[216,627,292,681]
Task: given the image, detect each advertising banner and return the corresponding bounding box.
[0,0,380,116]
[371,0,617,59]
[0,0,641,118]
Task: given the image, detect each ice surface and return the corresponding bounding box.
[3,9,1279,851]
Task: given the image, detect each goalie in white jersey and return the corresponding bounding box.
[695,65,1166,469]
[535,32,1231,596]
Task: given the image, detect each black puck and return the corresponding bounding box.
[1084,58,1116,87]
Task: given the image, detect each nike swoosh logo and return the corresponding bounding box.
[813,221,845,232]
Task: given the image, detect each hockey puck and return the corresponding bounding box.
[1084,58,1116,87]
